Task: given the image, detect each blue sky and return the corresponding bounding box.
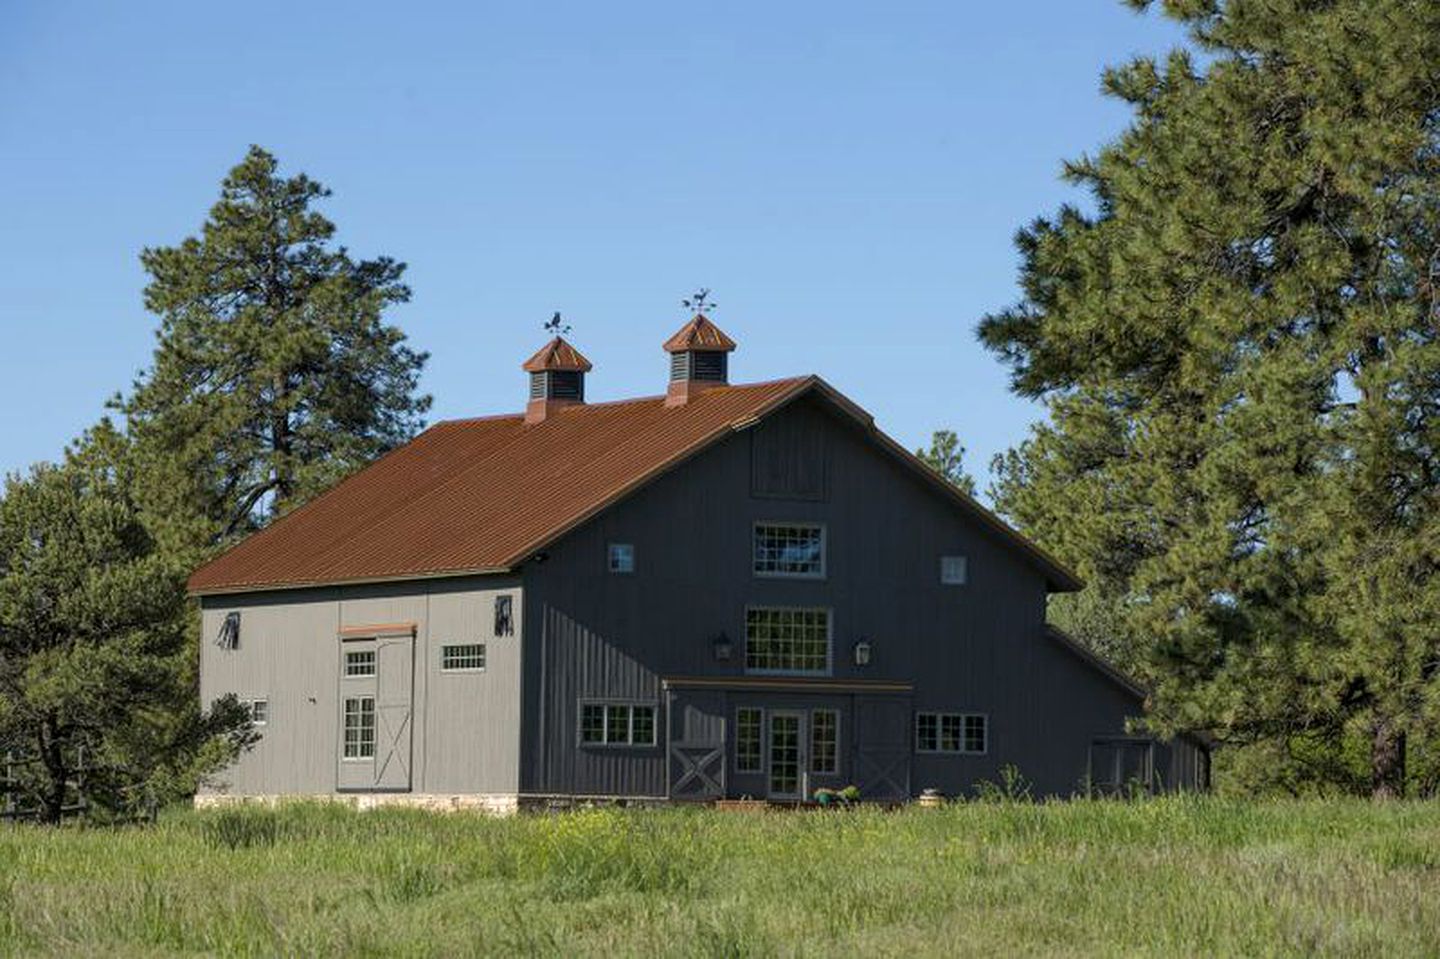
[0,2,1185,497]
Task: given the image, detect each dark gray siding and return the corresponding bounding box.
[522,395,1192,799]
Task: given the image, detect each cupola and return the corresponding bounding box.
[523,336,592,423]
[662,315,737,406]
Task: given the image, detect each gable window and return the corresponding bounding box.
[343,697,376,759]
[441,643,486,671]
[344,650,376,677]
[811,709,839,774]
[579,702,656,746]
[940,555,968,586]
[915,712,987,755]
[608,543,635,574]
[745,607,831,674]
[753,523,826,578]
[736,707,762,772]
[494,595,514,636]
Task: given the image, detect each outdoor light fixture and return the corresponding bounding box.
[853,638,872,667]
[712,632,733,661]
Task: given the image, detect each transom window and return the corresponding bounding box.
[441,643,486,671]
[579,703,656,746]
[745,607,831,674]
[915,712,987,755]
[343,697,376,759]
[344,650,375,677]
[736,707,762,772]
[811,709,839,774]
[753,523,826,578]
[608,543,635,574]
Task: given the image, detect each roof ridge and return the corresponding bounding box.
[435,375,815,424]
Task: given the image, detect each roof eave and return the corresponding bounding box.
[188,565,516,599]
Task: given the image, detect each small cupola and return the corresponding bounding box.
[663,315,737,406]
[522,336,592,424]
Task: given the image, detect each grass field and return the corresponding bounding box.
[1,798,1438,957]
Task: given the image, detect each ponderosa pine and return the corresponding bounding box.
[980,0,1440,796]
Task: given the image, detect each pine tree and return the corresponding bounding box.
[0,436,254,823]
[115,146,431,558]
[981,0,1440,797]
[916,429,978,496]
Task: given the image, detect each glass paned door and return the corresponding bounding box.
[768,711,804,799]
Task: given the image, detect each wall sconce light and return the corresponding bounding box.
[713,632,733,662]
[853,638,872,667]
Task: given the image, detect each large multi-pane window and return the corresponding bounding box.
[811,709,839,774]
[753,523,826,578]
[343,697,376,759]
[745,607,831,673]
[915,712,987,755]
[579,703,656,746]
[736,708,763,772]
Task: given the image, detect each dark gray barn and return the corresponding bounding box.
[190,316,1208,810]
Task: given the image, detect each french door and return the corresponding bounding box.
[767,711,805,800]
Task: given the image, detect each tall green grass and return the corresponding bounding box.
[1,797,1438,956]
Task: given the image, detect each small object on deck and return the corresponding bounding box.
[918,788,945,808]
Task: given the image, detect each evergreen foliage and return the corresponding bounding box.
[916,429,977,496]
[981,0,1440,796]
[114,145,431,558]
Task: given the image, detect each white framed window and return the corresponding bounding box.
[915,712,986,755]
[745,607,831,674]
[608,543,635,574]
[343,697,376,759]
[753,523,826,578]
[940,555,968,585]
[578,702,656,746]
[244,699,269,726]
[344,650,376,677]
[441,643,486,671]
[736,707,762,772]
[811,708,839,774]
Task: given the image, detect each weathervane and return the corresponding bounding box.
[543,311,572,336]
[681,288,717,316]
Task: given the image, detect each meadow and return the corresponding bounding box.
[1,797,1438,957]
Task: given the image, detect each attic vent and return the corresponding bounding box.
[670,351,690,381]
[691,351,726,382]
[216,611,241,650]
[548,370,583,401]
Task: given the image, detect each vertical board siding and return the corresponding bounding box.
[525,395,1197,800]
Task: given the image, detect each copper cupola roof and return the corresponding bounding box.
[522,336,593,373]
[662,315,737,354]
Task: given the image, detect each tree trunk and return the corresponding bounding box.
[1371,716,1406,800]
[38,721,67,825]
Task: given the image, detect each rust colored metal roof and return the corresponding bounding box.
[189,377,812,594]
[188,374,1082,596]
[521,336,593,372]
[662,315,737,353]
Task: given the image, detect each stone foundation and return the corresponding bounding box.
[194,792,521,815]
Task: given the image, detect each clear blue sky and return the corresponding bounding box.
[0,2,1185,497]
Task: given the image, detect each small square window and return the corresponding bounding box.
[608,543,635,573]
[940,555,968,585]
[248,699,269,726]
[441,643,486,671]
[345,650,376,677]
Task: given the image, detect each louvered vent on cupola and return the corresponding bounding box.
[522,336,593,424]
[662,314,737,406]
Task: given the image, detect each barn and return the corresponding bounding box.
[189,315,1208,810]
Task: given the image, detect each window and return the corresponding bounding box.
[753,523,826,578]
[215,611,241,650]
[493,595,514,636]
[736,707,762,772]
[915,712,986,755]
[608,543,635,573]
[344,650,375,677]
[745,607,831,674]
[940,555,968,585]
[343,697,376,759]
[245,699,268,726]
[579,703,656,746]
[811,709,838,774]
[441,643,486,671]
